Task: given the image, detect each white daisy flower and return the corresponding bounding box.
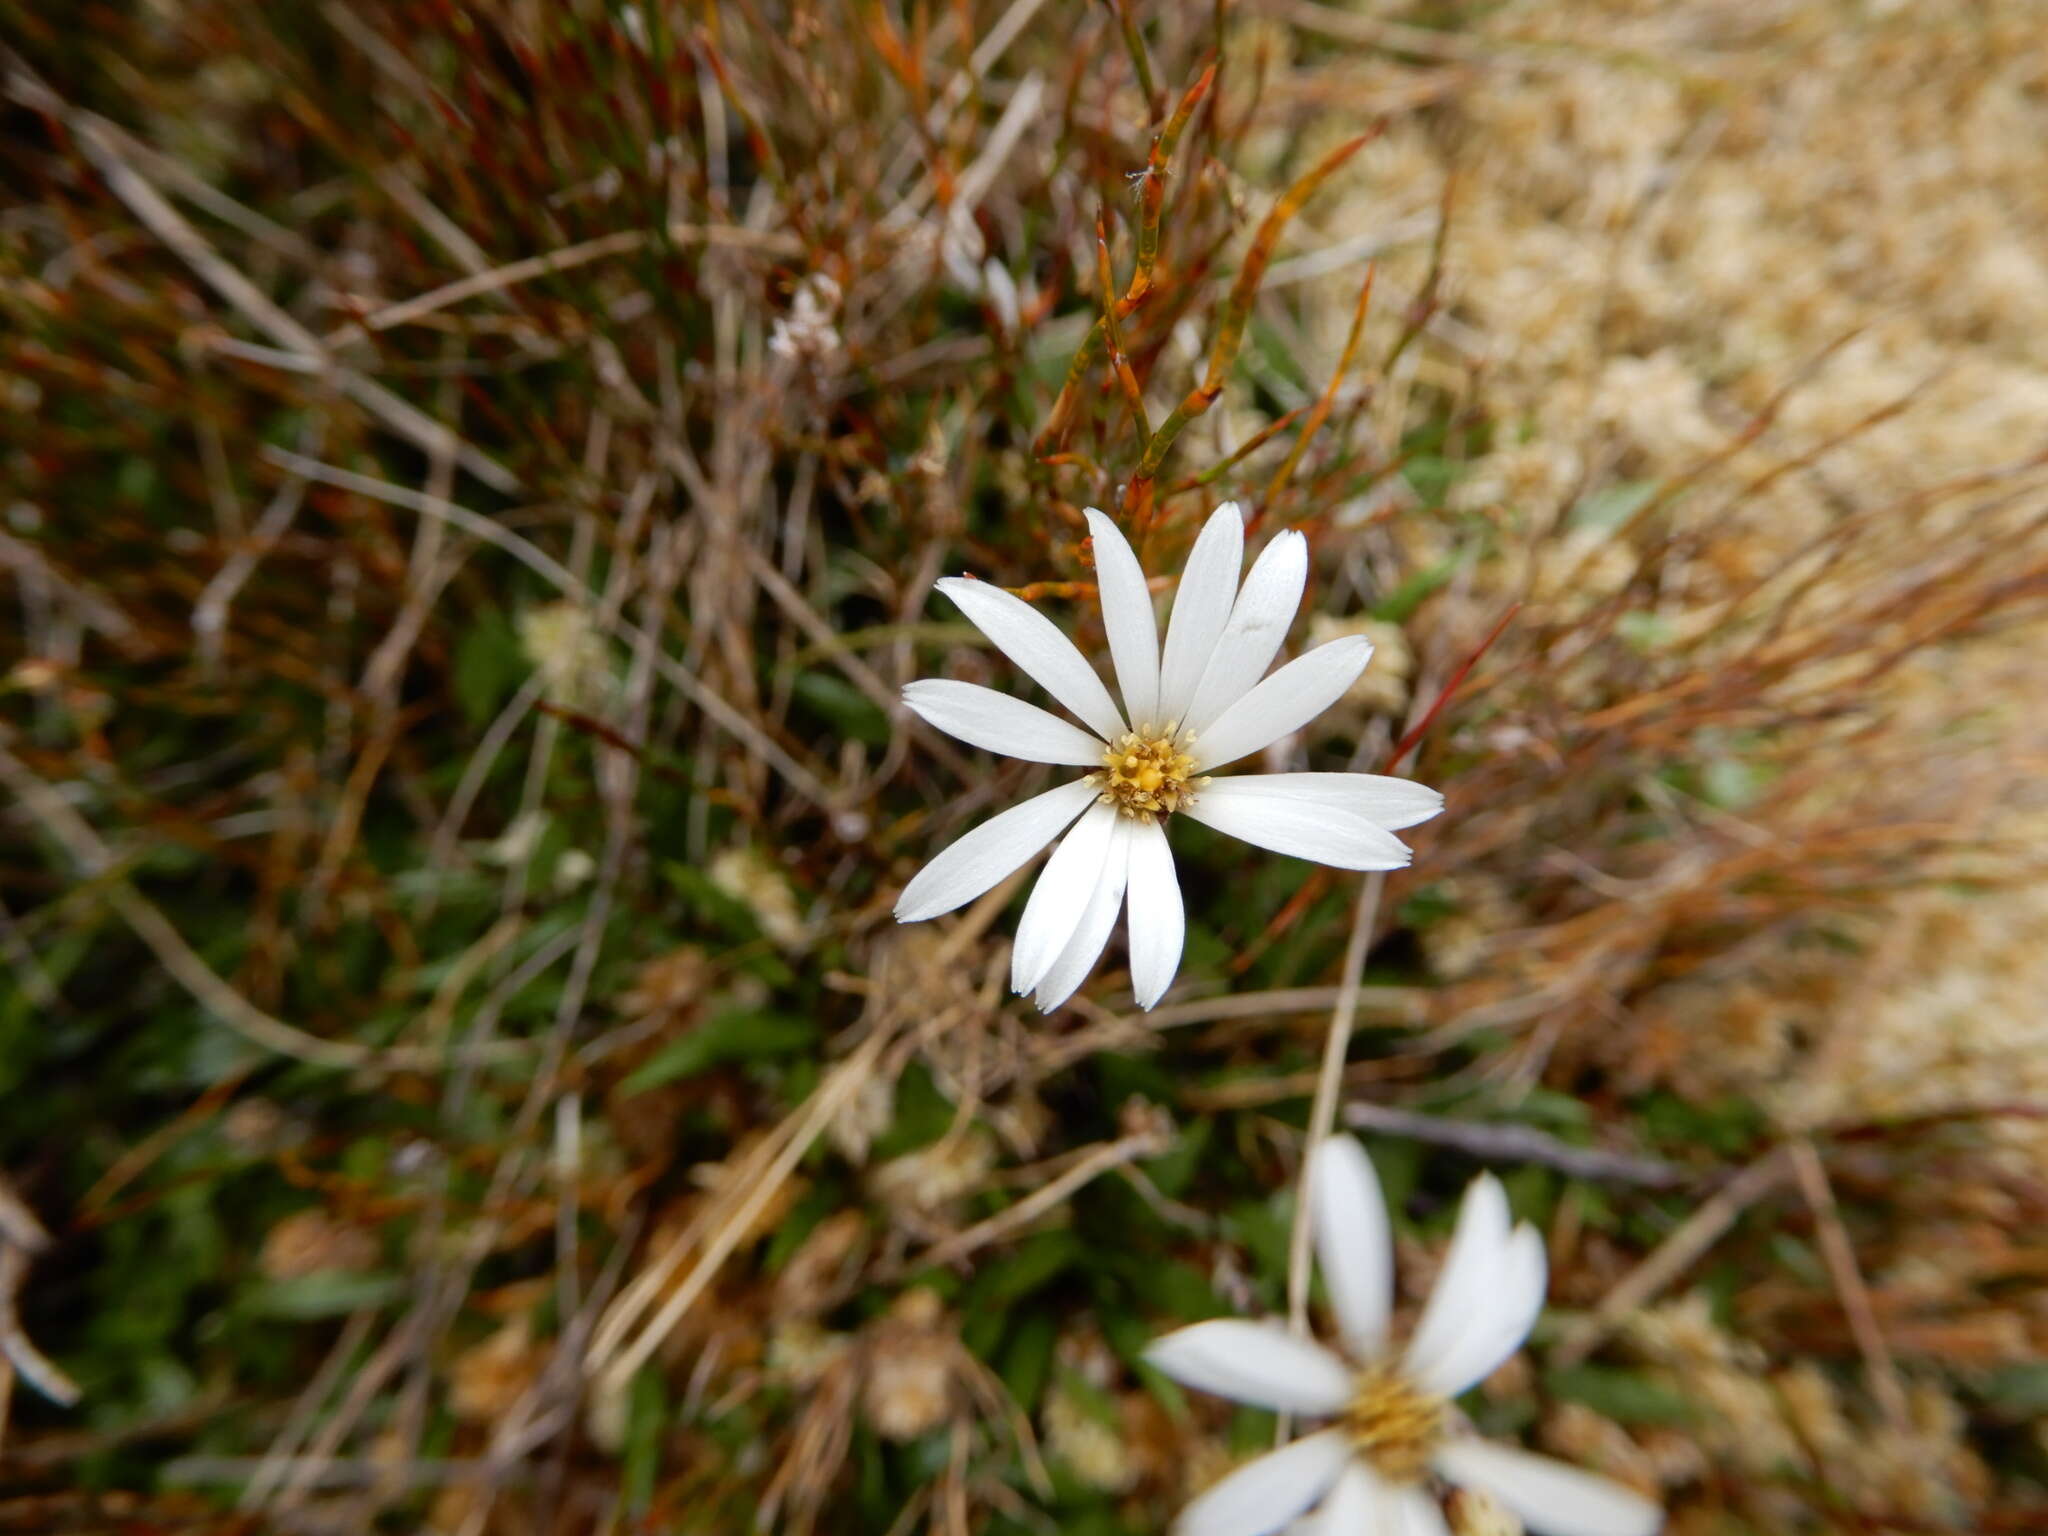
[894,501,1443,1013]
[1143,1138,1663,1536]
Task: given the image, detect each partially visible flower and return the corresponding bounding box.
[896,502,1442,1011]
[861,1289,957,1441]
[1044,1381,1139,1493]
[482,809,547,867]
[518,599,613,710]
[766,1318,852,1387]
[828,1072,895,1165]
[708,844,808,950]
[1143,1138,1662,1536]
[768,272,843,365]
[867,1130,995,1217]
[553,846,596,892]
[925,211,1033,338]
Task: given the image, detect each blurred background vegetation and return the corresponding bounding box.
[2,1,2045,1532]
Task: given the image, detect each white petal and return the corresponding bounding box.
[1224,771,1445,833]
[1189,636,1373,772]
[1183,530,1308,735]
[1182,780,1414,872]
[1173,1430,1352,1536]
[1301,1465,1392,1536]
[1390,1488,1454,1536]
[937,576,1126,741]
[982,259,1020,332]
[1157,501,1245,727]
[902,679,1106,766]
[1142,1319,1353,1416]
[1125,816,1185,1010]
[1011,803,1118,994]
[1031,817,1132,1012]
[1434,1439,1663,1536]
[1084,508,1161,728]
[894,778,1096,923]
[1309,1137,1394,1359]
[1411,1222,1547,1398]
[1401,1175,1512,1395]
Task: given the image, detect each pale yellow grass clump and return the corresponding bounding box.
[1292,0,2048,532]
[1277,0,2048,1114]
[1619,1294,1994,1527]
[1242,6,2048,1525]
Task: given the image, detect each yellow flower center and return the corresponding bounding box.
[1092,728,1201,821]
[1345,1364,1447,1485]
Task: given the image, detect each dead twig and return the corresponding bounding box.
[1341,1102,1689,1187]
[888,1125,1172,1277]
[1788,1138,1911,1433]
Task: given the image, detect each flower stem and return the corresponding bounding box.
[1279,870,1385,1441]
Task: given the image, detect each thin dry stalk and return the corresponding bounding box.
[1554,1149,1791,1367]
[1788,1138,1911,1434]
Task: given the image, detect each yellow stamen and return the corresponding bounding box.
[1345,1364,1446,1485]
[1089,729,1202,822]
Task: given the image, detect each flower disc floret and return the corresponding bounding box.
[1094,728,1203,820]
[1344,1363,1446,1485]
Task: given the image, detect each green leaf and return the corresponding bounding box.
[791,671,889,746]
[1371,553,1462,624]
[1112,1256,1225,1323]
[1108,1305,1190,1421]
[1615,611,1672,653]
[1140,1116,1210,1198]
[1052,1364,1120,1425]
[1978,1363,2048,1418]
[1395,882,1461,930]
[1543,1364,1695,1426]
[869,1063,955,1161]
[240,1272,403,1319]
[997,1311,1058,1410]
[1227,1403,1279,1455]
[1769,1232,1827,1287]
[1222,1195,1294,1290]
[763,1185,846,1272]
[454,606,522,727]
[1359,1137,1421,1220]
[1701,754,1767,810]
[1639,1091,1764,1158]
[1568,480,1657,530]
[622,1368,666,1508]
[659,860,761,940]
[1500,1164,1556,1229]
[620,1008,818,1095]
[1507,1089,1593,1133]
[1397,456,1460,510]
[964,1229,1080,1309]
